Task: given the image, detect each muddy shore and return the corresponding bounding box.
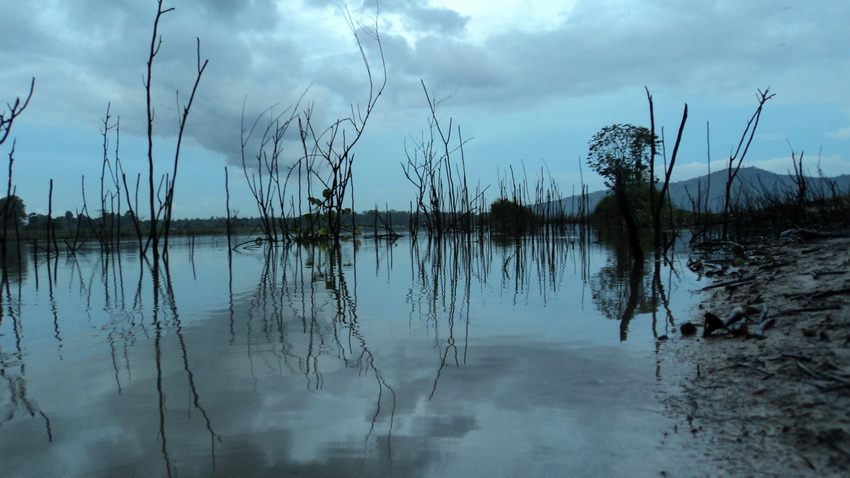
[659,232,850,477]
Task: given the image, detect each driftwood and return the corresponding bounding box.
[795,229,850,240]
[703,303,773,339]
[752,318,774,339]
[751,303,772,339]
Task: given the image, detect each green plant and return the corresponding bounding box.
[587,124,657,263]
[489,198,537,236]
[307,188,354,239]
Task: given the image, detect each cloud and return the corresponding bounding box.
[2,0,850,217]
[400,5,468,36]
[6,0,849,145]
[827,126,850,140]
[750,152,849,178]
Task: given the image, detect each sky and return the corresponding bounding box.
[1,0,849,219]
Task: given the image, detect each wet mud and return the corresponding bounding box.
[660,233,850,477]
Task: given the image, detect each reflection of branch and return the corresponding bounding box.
[153,319,173,478]
[147,261,220,476]
[350,333,396,459]
[429,337,458,400]
[0,276,54,442]
[150,260,175,477]
[650,259,678,338]
[403,239,474,401]
[619,262,644,342]
[301,315,325,390]
[328,245,396,457]
[161,264,221,471]
[244,242,398,456]
[0,374,54,442]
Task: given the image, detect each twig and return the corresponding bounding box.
[702,276,756,290]
[796,360,850,386]
[735,361,775,378]
[812,287,850,299]
[796,360,822,380]
[779,352,812,362]
[786,306,841,314]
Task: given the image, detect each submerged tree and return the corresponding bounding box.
[242,6,386,244]
[104,0,208,264]
[587,124,657,263]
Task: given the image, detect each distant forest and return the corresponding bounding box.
[18,207,423,239]
[13,166,850,240]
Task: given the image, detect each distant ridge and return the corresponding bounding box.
[549,167,850,216]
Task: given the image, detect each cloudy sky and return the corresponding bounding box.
[1,0,848,219]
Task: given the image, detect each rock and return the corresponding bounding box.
[704,312,725,337]
[680,322,697,336]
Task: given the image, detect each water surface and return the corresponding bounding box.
[0,235,702,477]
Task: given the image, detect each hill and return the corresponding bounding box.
[550,167,850,216]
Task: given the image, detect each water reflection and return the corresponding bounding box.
[587,232,686,342]
[0,269,53,444]
[237,241,398,462]
[0,235,698,477]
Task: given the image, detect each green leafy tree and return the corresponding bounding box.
[587,124,657,263]
[587,124,655,190]
[0,195,26,225]
[489,198,537,235]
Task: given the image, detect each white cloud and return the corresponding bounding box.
[827,126,850,140]
[750,153,849,178]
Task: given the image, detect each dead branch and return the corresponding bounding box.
[0,78,35,146]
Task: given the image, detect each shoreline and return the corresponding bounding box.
[659,233,850,477]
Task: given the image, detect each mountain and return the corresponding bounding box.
[549,167,850,216]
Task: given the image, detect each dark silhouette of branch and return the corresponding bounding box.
[0,78,35,147]
[722,88,775,239]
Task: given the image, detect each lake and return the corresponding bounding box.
[0,234,705,477]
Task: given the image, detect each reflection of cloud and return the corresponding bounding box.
[420,414,479,438]
[1,302,673,477]
[1,236,714,477]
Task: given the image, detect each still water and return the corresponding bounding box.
[1,235,702,477]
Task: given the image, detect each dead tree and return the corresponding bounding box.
[645,87,688,256]
[722,88,774,239]
[299,7,387,242]
[141,0,208,264]
[0,78,35,259]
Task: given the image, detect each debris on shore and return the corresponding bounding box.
[660,231,850,476]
